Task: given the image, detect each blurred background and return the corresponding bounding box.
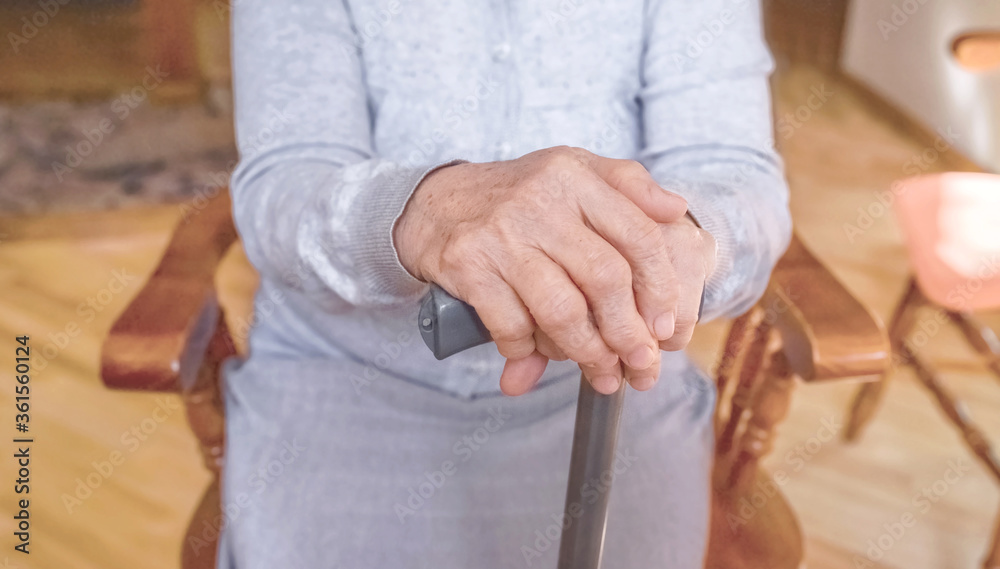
[1,0,999,568]
[0,0,233,216]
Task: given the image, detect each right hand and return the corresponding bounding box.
[394,146,689,396]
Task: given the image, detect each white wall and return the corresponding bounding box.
[842,0,1000,172]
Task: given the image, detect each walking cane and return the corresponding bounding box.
[418,284,627,569]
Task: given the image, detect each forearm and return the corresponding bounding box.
[231,154,459,310]
[230,0,467,310]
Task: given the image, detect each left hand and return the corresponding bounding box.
[655,214,717,354]
[503,214,717,394]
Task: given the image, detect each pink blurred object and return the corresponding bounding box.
[893,172,1000,312]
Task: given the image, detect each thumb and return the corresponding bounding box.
[499,351,550,396]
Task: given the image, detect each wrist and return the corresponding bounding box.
[394,162,467,281]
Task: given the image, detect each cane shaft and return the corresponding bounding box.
[556,377,626,569]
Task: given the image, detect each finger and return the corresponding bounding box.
[658,225,715,352]
[534,331,568,361]
[624,355,660,391]
[584,362,626,395]
[576,171,680,343]
[585,155,688,223]
[545,227,661,374]
[463,278,537,361]
[500,351,550,396]
[658,278,701,352]
[503,253,622,383]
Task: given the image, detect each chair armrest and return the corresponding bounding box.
[764,234,890,382]
[101,190,238,392]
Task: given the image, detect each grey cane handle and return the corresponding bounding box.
[418,284,492,360]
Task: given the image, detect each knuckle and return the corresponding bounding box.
[535,288,586,332]
[540,147,584,175]
[600,317,644,345]
[661,322,696,351]
[580,349,619,369]
[619,159,650,178]
[607,159,652,188]
[490,315,534,345]
[561,324,597,354]
[437,233,476,273]
[585,252,631,294]
[438,230,499,277]
[640,266,678,300]
[599,327,649,358]
[536,336,569,361]
[624,218,666,257]
[497,339,535,360]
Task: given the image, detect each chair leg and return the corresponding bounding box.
[949,311,1000,383]
[907,345,1000,569]
[844,278,923,441]
[181,476,222,569]
[717,307,773,462]
[707,339,803,569]
[727,349,797,492]
[715,307,763,432]
[179,310,234,569]
[904,345,1000,483]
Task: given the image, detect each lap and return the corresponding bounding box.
[217,354,714,569]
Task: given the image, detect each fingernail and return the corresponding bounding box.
[594,375,621,394]
[627,345,655,369]
[653,312,675,340]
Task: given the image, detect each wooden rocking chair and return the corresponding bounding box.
[101,189,889,569]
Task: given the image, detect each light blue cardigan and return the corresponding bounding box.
[218,0,790,566]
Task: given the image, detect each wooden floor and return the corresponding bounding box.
[1,66,998,569]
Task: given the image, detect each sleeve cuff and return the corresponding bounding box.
[680,186,737,317]
[348,159,468,305]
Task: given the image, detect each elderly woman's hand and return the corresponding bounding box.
[394,146,711,396]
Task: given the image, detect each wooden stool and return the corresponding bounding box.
[845,172,1000,569]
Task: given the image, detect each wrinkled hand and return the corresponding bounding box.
[529,215,716,389]
[394,146,712,396]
